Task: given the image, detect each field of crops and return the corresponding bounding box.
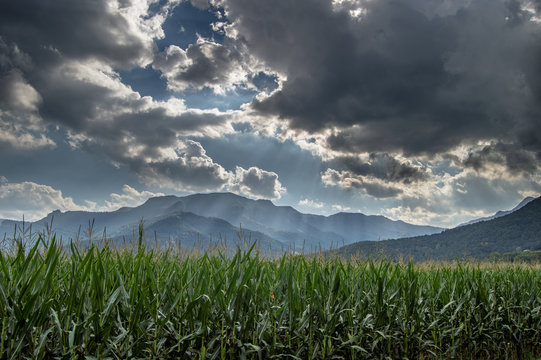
[1,234,541,359]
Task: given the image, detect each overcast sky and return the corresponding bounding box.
[1,0,540,227]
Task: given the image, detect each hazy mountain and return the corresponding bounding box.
[142,212,286,252]
[161,193,442,249]
[457,196,535,227]
[0,192,443,251]
[0,219,18,238]
[316,212,441,244]
[335,196,541,261]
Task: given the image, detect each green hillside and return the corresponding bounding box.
[489,250,541,263]
[335,196,541,261]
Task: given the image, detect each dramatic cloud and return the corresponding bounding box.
[123,139,233,192]
[1,0,540,226]
[219,0,541,161]
[153,37,250,93]
[0,41,54,149]
[462,142,540,175]
[321,153,426,198]
[376,163,541,226]
[0,0,286,200]
[328,153,427,184]
[40,60,241,191]
[230,166,286,199]
[0,0,160,69]
[321,168,403,198]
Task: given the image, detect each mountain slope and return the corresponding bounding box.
[335,196,541,261]
[161,193,342,249]
[143,212,286,251]
[458,196,535,226]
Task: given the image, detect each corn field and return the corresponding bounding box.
[0,235,540,359]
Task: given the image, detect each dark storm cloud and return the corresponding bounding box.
[219,0,541,160]
[534,0,541,12]
[0,0,154,69]
[0,70,41,125]
[0,0,161,143]
[463,143,539,175]
[329,153,428,184]
[360,182,403,199]
[28,58,233,145]
[321,152,423,199]
[0,38,51,149]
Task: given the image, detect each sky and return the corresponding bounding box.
[1,0,540,227]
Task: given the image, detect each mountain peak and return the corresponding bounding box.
[511,196,535,212]
[47,209,62,217]
[144,195,178,203]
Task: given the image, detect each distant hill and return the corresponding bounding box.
[0,192,442,251]
[457,196,535,226]
[335,196,541,261]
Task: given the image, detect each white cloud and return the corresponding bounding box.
[0,180,166,221]
[99,184,165,211]
[298,198,324,209]
[0,128,55,150]
[133,139,233,192]
[376,164,541,226]
[230,166,286,200]
[331,204,351,212]
[0,180,89,221]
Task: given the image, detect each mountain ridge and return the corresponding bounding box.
[0,192,442,251]
[335,196,541,261]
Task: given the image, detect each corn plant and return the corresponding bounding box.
[0,233,540,359]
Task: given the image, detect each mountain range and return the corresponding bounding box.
[0,192,442,252]
[335,196,541,261]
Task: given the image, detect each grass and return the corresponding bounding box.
[0,228,540,359]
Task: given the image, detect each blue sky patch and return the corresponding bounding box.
[156,2,225,51]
